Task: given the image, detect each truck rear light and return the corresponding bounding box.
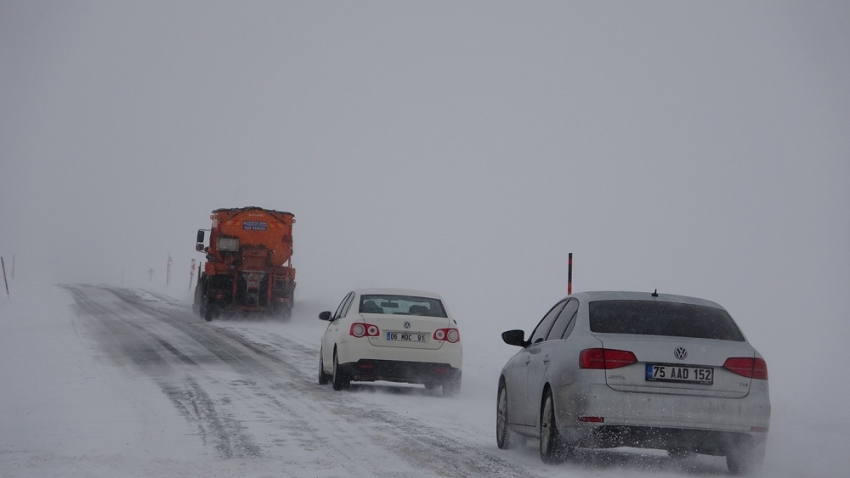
[215,293,225,299]
[433,328,460,343]
[579,348,638,369]
[723,357,768,380]
[350,323,379,338]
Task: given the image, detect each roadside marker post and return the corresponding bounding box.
[189,259,196,291]
[2,257,9,297]
[568,253,573,295]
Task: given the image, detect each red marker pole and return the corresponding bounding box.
[2,257,9,297]
[567,253,573,295]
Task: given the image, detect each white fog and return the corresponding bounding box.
[1,2,848,477]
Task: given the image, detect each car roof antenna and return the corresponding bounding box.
[652,289,659,297]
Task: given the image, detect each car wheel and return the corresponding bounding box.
[496,380,523,449]
[442,372,461,397]
[540,388,568,463]
[331,349,350,391]
[318,347,330,385]
[726,441,764,475]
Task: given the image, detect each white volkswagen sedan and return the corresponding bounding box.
[496,291,770,475]
[318,289,463,396]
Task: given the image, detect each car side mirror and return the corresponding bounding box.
[318,311,332,321]
[195,243,204,252]
[502,329,527,347]
[196,230,205,243]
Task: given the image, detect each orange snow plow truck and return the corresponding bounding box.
[193,207,295,321]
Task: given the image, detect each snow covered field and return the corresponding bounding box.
[1,283,847,477]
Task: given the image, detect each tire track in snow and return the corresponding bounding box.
[79,286,401,476]
[65,285,262,461]
[216,327,542,478]
[75,285,549,477]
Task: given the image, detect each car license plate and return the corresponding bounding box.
[646,364,713,385]
[386,331,427,343]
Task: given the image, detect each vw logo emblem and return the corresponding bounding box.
[674,347,688,360]
[404,321,411,329]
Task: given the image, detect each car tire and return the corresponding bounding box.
[331,349,350,391]
[318,348,331,385]
[726,441,764,475]
[496,380,523,449]
[442,372,461,397]
[540,388,569,463]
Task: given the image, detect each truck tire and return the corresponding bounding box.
[204,303,215,322]
[276,304,292,320]
[195,275,208,318]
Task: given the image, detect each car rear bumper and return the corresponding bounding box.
[554,382,770,453]
[337,338,463,369]
[566,425,765,456]
[340,359,460,385]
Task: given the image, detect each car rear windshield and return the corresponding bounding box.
[589,300,745,341]
[359,295,448,318]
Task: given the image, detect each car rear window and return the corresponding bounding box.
[359,295,448,318]
[589,300,745,341]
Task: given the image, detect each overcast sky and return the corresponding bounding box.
[2,1,849,416]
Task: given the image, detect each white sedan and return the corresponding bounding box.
[318,288,463,396]
[497,290,770,475]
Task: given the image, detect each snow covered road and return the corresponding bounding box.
[1,285,844,477]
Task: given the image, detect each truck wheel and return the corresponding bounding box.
[278,305,292,320]
[204,303,215,322]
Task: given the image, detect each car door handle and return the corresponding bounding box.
[525,357,531,365]
[543,355,550,364]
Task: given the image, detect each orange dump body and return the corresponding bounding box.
[194,207,296,319]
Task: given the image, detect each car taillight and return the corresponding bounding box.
[579,348,638,369]
[433,328,460,343]
[349,323,380,338]
[578,416,604,423]
[723,357,768,380]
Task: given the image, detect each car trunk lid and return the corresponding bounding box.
[594,334,755,398]
[361,313,452,350]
